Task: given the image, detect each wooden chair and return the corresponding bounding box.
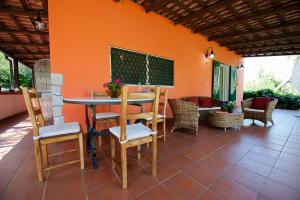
[141,89,168,142]
[91,91,120,146]
[109,86,160,189]
[22,87,84,182]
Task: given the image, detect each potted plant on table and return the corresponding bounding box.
[221,101,236,113]
[103,79,123,98]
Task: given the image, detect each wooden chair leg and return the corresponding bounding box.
[110,135,116,169]
[121,143,127,189]
[163,119,166,143]
[78,133,84,170]
[34,140,44,182]
[137,145,141,160]
[41,144,48,168]
[271,120,274,125]
[146,121,150,148]
[152,135,157,176]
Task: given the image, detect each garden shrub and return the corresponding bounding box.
[244,89,300,110]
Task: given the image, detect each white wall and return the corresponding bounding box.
[0,94,26,120]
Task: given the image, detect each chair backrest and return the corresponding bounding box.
[91,91,112,111]
[159,89,168,116]
[22,87,45,137]
[119,86,160,141]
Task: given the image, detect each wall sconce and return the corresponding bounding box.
[237,62,244,69]
[33,10,47,31]
[205,47,215,60]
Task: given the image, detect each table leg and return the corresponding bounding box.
[85,104,98,169]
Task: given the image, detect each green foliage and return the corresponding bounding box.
[244,89,300,110]
[19,63,32,88]
[0,53,11,89]
[0,51,32,90]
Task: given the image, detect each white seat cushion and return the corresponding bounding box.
[109,123,154,142]
[37,122,80,140]
[198,107,221,111]
[244,108,264,113]
[96,112,120,119]
[144,114,165,121]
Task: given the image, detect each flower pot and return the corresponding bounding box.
[228,107,234,113]
[106,89,121,98]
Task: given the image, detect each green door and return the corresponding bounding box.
[212,61,221,99]
[229,67,237,101]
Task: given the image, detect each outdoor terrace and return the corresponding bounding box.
[0,110,300,200]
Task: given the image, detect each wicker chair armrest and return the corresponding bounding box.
[168,99,199,118]
[241,98,253,111]
[265,98,278,114]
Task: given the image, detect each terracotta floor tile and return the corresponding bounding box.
[145,160,179,182]
[136,185,175,200]
[210,177,257,200]
[237,157,273,177]
[197,190,221,200]
[44,171,85,200]
[0,186,44,200]
[244,151,277,167]
[250,146,281,159]
[269,168,300,190]
[163,173,205,200]
[200,154,233,175]
[181,147,207,161]
[83,166,116,190]
[184,163,219,187]
[126,169,159,198]
[166,154,195,170]
[260,180,300,200]
[88,181,131,200]
[226,165,268,193]
[274,159,300,176]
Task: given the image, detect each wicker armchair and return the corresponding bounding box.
[242,98,278,127]
[168,99,199,135]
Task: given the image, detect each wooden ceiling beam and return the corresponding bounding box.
[144,0,172,13]
[195,4,300,33]
[0,28,48,35]
[243,52,300,57]
[13,52,49,56]
[238,46,300,54]
[225,32,300,48]
[174,0,227,24]
[208,21,300,41]
[0,7,48,17]
[231,42,300,51]
[0,41,49,47]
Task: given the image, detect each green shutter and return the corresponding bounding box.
[229,67,237,101]
[212,61,221,99]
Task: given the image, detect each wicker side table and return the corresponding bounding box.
[208,112,244,131]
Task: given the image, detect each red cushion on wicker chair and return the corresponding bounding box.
[185,97,199,106]
[199,97,212,107]
[251,97,273,109]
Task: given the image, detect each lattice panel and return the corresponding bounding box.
[149,56,174,86]
[110,47,174,86]
[111,47,147,85]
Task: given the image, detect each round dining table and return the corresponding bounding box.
[63,96,152,169]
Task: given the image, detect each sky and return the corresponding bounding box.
[243,55,298,87]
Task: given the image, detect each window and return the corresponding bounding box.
[0,51,32,91]
[110,47,174,86]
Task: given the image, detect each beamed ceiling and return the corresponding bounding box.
[132,0,300,57]
[0,0,49,67]
[0,0,300,68]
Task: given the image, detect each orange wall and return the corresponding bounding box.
[48,0,243,125]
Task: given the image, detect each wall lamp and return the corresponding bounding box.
[33,10,47,31]
[205,47,215,60]
[237,62,244,69]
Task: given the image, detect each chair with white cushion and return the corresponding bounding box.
[141,89,168,143]
[22,87,84,182]
[109,86,160,189]
[91,91,120,146]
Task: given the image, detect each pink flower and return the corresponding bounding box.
[103,83,108,88]
[115,79,122,84]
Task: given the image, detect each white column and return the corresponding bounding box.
[51,73,64,124]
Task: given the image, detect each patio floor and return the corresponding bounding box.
[0,110,300,200]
